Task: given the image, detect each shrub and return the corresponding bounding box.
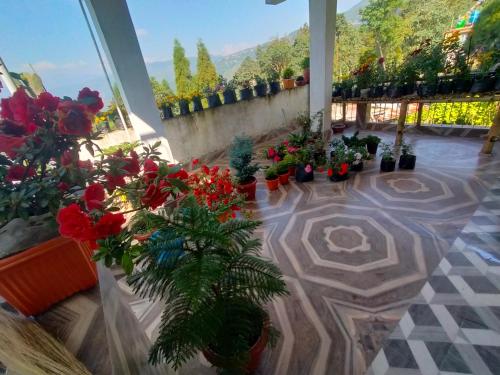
[265,165,278,180]
[379,142,396,161]
[282,67,294,79]
[363,135,381,145]
[229,136,259,184]
[300,57,310,69]
[276,161,289,175]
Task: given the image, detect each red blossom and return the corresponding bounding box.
[77,87,104,114]
[58,182,70,191]
[57,101,92,136]
[36,92,60,111]
[339,163,349,176]
[327,168,333,177]
[141,181,170,209]
[84,183,105,211]
[6,164,35,182]
[192,158,199,167]
[267,147,276,159]
[106,174,126,192]
[123,151,140,175]
[94,212,125,239]
[0,134,26,158]
[61,149,77,166]
[78,159,94,171]
[57,204,96,242]
[1,88,40,126]
[143,158,159,182]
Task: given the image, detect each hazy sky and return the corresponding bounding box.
[0,0,360,101]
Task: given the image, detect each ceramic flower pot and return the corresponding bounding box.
[380,159,396,172]
[178,99,191,115]
[223,89,237,104]
[282,79,295,90]
[269,81,280,95]
[193,96,204,112]
[399,154,416,170]
[207,94,222,108]
[278,172,289,185]
[266,178,280,191]
[350,161,364,172]
[295,164,314,183]
[254,84,268,97]
[332,124,346,134]
[237,176,257,201]
[366,142,379,155]
[0,236,97,316]
[295,78,306,87]
[203,316,270,373]
[239,87,253,101]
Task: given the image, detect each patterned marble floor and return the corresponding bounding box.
[112,130,500,375]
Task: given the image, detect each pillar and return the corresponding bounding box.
[309,0,337,134]
[0,58,19,95]
[395,101,409,146]
[83,0,174,161]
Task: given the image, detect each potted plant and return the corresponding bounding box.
[265,165,280,191]
[282,67,295,90]
[126,197,288,373]
[340,77,354,99]
[178,97,191,115]
[353,57,375,98]
[295,76,306,86]
[0,87,105,316]
[276,160,290,185]
[349,145,368,172]
[328,142,350,182]
[301,57,310,83]
[342,131,365,148]
[282,153,297,177]
[379,142,396,172]
[470,71,496,94]
[398,140,416,170]
[205,84,223,108]
[161,103,174,119]
[192,95,204,112]
[223,79,238,105]
[239,81,253,101]
[254,76,268,97]
[370,57,386,97]
[230,136,260,201]
[268,71,281,95]
[363,134,381,155]
[295,147,314,183]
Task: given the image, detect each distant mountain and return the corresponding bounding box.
[343,0,369,24]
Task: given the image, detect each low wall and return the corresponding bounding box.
[163,86,309,162]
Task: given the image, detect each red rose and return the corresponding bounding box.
[192,158,199,167]
[1,88,39,126]
[57,101,92,136]
[6,164,35,182]
[78,159,94,171]
[61,149,77,166]
[143,158,159,182]
[123,152,140,175]
[0,134,26,158]
[57,204,96,241]
[1,98,13,120]
[94,212,125,239]
[84,183,105,211]
[141,181,170,209]
[36,92,60,111]
[106,174,126,192]
[77,87,104,114]
[201,165,210,175]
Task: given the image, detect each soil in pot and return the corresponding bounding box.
[207,94,222,108]
[162,105,173,119]
[278,172,289,185]
[269,81,280,95]
[350,162,364,172]
[178,99,190,115]
[366,142,379,155]
[266,178,279,191]
[254,84,268,97]
[399,154,416,170]
[380,159,396,172]
[237,177,257,201]
[295,164,314,183]
[223,89,237,104]
[329,173,349,182]
[282,79,295,90]
[239,87,253,100]
[192,96,203,112]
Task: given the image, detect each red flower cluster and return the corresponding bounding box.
[57,101,93,136]
[6,164,35,182]
[78,87,104,114]
[104,149,141,192]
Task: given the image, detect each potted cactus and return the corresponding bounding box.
[282,67,295,90]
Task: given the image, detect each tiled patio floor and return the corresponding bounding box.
[3,130,499,375]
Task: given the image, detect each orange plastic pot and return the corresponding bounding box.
[266,178,279,191]
[282,79,295,90]
[237,177,257,201]
[278,172,289,185]
[0,236,97,316]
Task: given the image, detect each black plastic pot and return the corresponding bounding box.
[352,87,361,98]
[470,76,495,94]
[399,154,416,170]
[329,172,349,182]
[207,94,222,108]
[380,159,396,172]
[360,88,370,98]
[437,80,453,95]
[453,78,473,94]
[332,87,342,97]
[350,162,364,172]
[223,89,237,104]
[341,87,352,100]
[269,81,280,95]
[295,164,314,183]
[403,83,416,96]
[495,74,500,92]
[370,86,384,98]
[366,142,379,155]
[417,83,437,97]
[239,87,253,101]
[161,104,173,120]
[178,99,190,116]
[387,85,402,98]
[255,83,268,97]
[192,96,203,112]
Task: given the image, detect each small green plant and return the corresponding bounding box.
[400,140,414,156]
[282,153,297,167]
[295,147,313,166]
[265,165,278,180]
[276,161,289,175]
[348,145,369,163]
[229,136,260,184]
[254,75,266,85]
[267,70,280,83]
[300,57,310,69]
[363,135,381,145]
[282,67,294,79]
[342,131,365,148]
[379,142,396,161]
[101,141,140,156]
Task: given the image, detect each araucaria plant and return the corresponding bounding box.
[379,142,396,161]
[229,136,259,184]
[128,197,288,371]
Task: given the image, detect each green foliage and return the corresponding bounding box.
[471,0,500,71]
[150,77,174,108]
[300,57,310,70]
[173,39,194,98]
[233,57,261,86]
[282,153,297,167]
[265,165,278,180]
[19,72,45,95]
[127,197,288,370]
[101,141,141,156]
[195,40,219,92]
[400,140,414,156]
[229,136,259,184]
[276,161,289,175]
[256,38,293,78]
[342,131,365,148]
[379,142,396,161]
[363,134,381,145]
[282,67,294,79]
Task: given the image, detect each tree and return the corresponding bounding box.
[291,24,310,73]
[195,40,218,92]
[233,57,261,85]
[150,77,174,108]
[470,0,500,68]
[256,37,293,78]
[173,39,194,97]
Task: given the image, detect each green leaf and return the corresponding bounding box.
[121,252,134,275]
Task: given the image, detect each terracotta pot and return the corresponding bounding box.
[203,316,270,373]
[0,236,97,316]
[303,68,310,83]
[282,78,295,90]
[266,178,279,191]
[288,166,296,177]
[332,124,346,134]
[278,172,289,185]
[237,176,257,201]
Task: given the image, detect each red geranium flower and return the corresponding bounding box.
[192,158,199,167]
[106,174,126,192]
[84,183,105,211]
[143,158,159,182]
[339,163,349,176]
[123,151,140,175]
[0,134,26,158]
[57,204,96,242]
[141,181,170,209]
[94,212,125,239]
[6,164,35,182]
[58,182,69,191]
[268,147,276,159]
[77,87,104,114]
[57,101,92,136]
[36,92,60,111]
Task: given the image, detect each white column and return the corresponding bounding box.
[0,57,19,95]
[309,0,337,133]
[83,0,174,161]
